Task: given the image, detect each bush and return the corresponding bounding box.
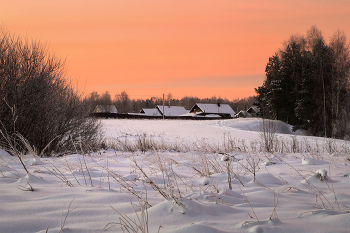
[0,28,101,156]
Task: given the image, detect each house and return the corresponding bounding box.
[246,106,260,117]
[188,103,236,118]
[139,108,162,116]
[93,105,118,113]
[181,112,222,118]
[156,105,188,117]
[236,110,251,118]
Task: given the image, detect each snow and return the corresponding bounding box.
[191,103,236,116]
[181,112,221,118]
[1,118,350,233]
[302,156,327,165]
[141,108,162,116]
[156,105,188,116]
[247,106,260,114]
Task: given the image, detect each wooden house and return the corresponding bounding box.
[156,105,188,117]
[93,105,118,113]
[236,110,251,118]
[246,106,260,117]
[188,103,236,118]
[139,108,162,116]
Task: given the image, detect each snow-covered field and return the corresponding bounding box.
[1,118,350,233]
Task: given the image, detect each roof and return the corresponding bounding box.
[180,112,222,118]
[189,103,236,117]
[93,105,118,113]
[156,105,188,116]
[236,110,251,118]
[247,106,260,114]
[140,108,162,116]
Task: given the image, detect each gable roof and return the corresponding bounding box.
[140,108,162,116]
[189,103,236,117]
[181,112,222,118]
[156,105,188,116]
[247,106,260,114]
[236,110,251,118]
[93,105,118,113]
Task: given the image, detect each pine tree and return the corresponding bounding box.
[256,26,350,138]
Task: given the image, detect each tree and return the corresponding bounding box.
[0,28,101,155]
[114,91,131,113]
[256,26,350,138]
[329,30,350,137]
[101,91,112,105]
[166,92,173,104]
[255,54,283,119]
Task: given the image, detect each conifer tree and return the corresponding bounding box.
[256,26,350,138]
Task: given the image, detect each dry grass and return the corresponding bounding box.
[3,124,350,231]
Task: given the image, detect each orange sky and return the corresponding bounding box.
[1,0,350,100]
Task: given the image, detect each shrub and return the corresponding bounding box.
[0,28,101,156]
[259,119,276,153]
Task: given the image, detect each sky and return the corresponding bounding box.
[1,0,350,100]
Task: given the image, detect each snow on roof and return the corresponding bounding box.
[190,103,236,116]
[236,110,251,118]
[247,106,260,113]
[93,105,118,113]
[180,112,222,118]
[156,105,188,116]
[141,108,162,116]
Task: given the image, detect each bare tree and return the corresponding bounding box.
[0,28,101,156]
[259,119,277,153]
[114,91,132,113]
[166,92,173,105]
[239,153,261,182]
[329,30,350,138]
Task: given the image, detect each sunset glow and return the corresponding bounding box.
[1,0,350,100]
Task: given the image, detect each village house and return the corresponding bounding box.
[246,106,260,117]
[139,108,162,116]
[156,105,188,117]
[236,110,251,118]
[187,103,236,118]
[93,105,118,113]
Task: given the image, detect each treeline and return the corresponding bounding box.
[84,91,255,114]
[255,26,350,138]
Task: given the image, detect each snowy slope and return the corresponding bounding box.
[1,119,350,233]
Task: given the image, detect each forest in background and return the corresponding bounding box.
[84,91,256,114]
[255,26,350,139]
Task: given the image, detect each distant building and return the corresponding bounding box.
[188,103,236,118]
[156,105,188,117]
[139,108,162,116]
[236,110,251,118]
[93,105,118,113]
[246,106,260,117]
